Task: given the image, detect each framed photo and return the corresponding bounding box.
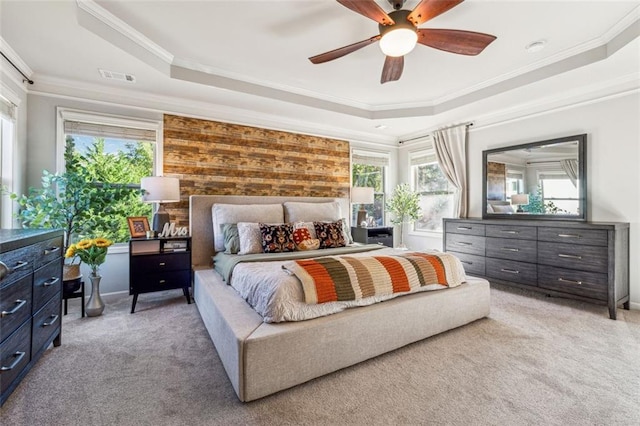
[127,216,150,238]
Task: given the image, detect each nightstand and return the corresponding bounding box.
[129,236,192,313]
[351,226,394,248]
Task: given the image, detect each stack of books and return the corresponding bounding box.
[163,240,188,252]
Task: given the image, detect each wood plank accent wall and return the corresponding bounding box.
[163,114,351,227]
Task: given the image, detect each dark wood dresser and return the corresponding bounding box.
[443,218,630,319]
[0,229,64,405]
[351,226,394,247]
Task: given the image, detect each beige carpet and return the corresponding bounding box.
[1,284,639,426]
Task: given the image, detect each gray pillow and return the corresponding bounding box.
[221,223,240,254]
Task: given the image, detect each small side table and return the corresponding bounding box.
[351,226,394,247]
[63,279,85,318]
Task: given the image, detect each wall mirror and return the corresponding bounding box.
[482,134,587,221]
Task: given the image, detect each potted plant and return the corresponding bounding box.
[385,183,422,249]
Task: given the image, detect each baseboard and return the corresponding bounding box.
[628,301,640,311]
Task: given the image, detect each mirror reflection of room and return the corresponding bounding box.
[486,140,580,215]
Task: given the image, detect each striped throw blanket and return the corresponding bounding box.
[283,252,466,304]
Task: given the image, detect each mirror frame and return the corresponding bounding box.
[482,134,587,221]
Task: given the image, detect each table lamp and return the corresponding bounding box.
[511,193,529,213]
[351,187,375,227]
[141,176,181,233]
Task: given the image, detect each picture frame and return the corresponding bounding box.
[127,216,150,238]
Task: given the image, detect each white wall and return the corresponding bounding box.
[401,92,639,307]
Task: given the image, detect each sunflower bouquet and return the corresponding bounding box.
[65,237,113,276]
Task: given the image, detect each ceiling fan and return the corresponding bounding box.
[309,0,496,84]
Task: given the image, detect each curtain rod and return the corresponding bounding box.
[0,51,34,85]
[398,121,474,145]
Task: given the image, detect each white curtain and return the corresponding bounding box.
[433,124,468,218]
[560,159,578,187]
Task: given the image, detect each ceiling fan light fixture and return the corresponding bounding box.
[379,28,418,57]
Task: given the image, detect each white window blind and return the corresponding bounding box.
[0,96,16,121]
[352,149,390,167]
[64,121,156,142]
[409,146,437,166]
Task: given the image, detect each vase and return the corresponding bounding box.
[86,273,105,317]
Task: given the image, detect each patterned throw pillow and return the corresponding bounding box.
[260,223,296,253]
[314,220,346,249]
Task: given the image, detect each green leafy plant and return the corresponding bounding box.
[385,183,422,248]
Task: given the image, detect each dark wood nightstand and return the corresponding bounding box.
[351,226,394,248]
[129,236,192,313]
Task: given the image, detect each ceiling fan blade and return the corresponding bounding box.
[408,0,464,26]
[381,56,404,84]
[337,0,395,26]
[309,35,381,64]
[417,28,496,55]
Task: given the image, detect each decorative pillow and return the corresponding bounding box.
[237,222,264,255]
[314,220,346,249]
[221,223,240,254]
[260,223,296,253]
[292,226,320,251]
[212,203,284,252]
[283,201,341,223]
[296,219,352,245]
[492,204,515,213]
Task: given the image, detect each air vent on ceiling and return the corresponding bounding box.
[98,68,136,83]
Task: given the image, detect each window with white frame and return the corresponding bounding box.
[0,95,16,228]
[410,147,456,232]
[59,109,161,244]
[538,171,579,214]
[351,149,389,227]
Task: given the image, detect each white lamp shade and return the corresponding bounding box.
[511,193,530,205]
[141,177,181,203]
[351,187,375,204]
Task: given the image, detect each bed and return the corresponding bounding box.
[190,195,491,402]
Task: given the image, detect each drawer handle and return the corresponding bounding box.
[456,242,472,246]
[43,314,59,327]
[1,299,27,317]
[558,234,581,238]
[159,262,166,266]
[10,260,29,272]
[500,268,520,274]
[159,279,166,284]
[558,254,582,260]
[457,226,472,230]
[0,351,26,371]
[558,278,583,285]
[501,230,519,234]
[501,248,520,252]
[43,277,60,287]
[44,246,61,255]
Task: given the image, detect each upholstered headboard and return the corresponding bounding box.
[189,195,351,268]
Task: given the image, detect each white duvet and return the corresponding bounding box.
[229,247,450,323]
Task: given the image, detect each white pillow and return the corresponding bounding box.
[237,222,263,255]
[212,203,284,252]
[283,201,341,223]
[492,204,515,213]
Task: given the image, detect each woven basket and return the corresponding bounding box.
[63,264,82,281]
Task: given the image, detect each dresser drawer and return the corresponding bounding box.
[486,224,536,240]
[0,320,31,396]
[0,275,32,343]
[538,242,608,273]
[486,237,537,263]
[486,258,537,286]
[450,252,485,276]
[445,221,485,236]
[0,245,34,286]
[537,227,608,246]
[33,259,63,312]
[32,294,62,356]
[131,252,190,273]
[131,270,191,294]
[445,234,485,256]
[538,266,607,301]
[34,236,64,266]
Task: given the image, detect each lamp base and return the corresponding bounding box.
[152,205,171,233]
[357,209,367,227]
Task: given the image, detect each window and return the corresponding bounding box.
[59,109,161,244]
[505,169,524,200]
[410,148,456,232]
[539,172,579,214]
[0,94,16,228]
[351,149,388,226]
